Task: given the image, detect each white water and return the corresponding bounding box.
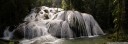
[19,35,64,44]
[2,6,105,44]
[2,26,14,40]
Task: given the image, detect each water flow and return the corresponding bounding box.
[1,6,105,44]
[2,26,14,40]
[82,13,105,37]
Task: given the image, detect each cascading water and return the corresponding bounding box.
[2,27,14,40]
[1,6,105,44]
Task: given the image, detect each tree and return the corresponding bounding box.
[110,0,128,41]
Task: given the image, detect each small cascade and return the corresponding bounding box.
[2,26,14,40]
[1,6,105,44]
[66,11,87,37]
[82,13,105,36]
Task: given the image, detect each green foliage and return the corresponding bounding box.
[108,0,128,42]
[9,42,14,44]
[112,0,121,33]
[62,0,72,10]
[39,0,53,7]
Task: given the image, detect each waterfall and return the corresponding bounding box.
[2,27,14,40]
[1,6,105,44]
[82,13,105,37]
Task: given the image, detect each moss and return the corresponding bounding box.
[9,42,14,44]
